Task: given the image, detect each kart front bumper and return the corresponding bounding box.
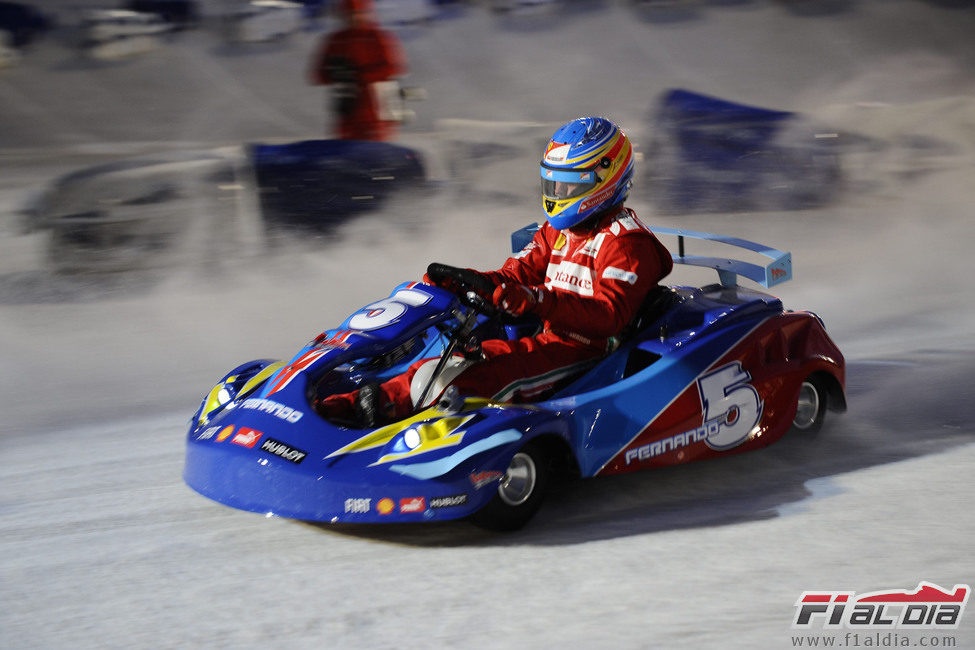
[183,436,507,524]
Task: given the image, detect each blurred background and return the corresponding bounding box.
[1,1,974,648]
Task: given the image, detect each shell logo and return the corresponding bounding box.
[376,498,395,515]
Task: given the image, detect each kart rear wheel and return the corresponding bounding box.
[791,377,827,435]
[470,442,550,532]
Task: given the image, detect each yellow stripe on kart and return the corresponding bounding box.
[199,375,237,426]
[240,362,285,396]
[372,415,475,465]
[326,398,504,460]
[198,362,286,427]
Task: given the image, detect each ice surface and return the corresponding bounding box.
[1,1,974,648]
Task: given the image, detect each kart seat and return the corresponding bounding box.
[619,285,680,342]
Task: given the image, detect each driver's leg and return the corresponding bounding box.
[450,334,600,403]
[316,356,432,424]
[318,333,601,424]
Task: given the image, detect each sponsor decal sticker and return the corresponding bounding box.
[513,241,538,260]
[240,398,304,423]
[376,498,395,515]
[216,425,235,442]
[399,497,426,514]
[578,233,605,258]
[546,261,595,296]
[430,494,468,509]
[470,470,502,489]
[544,142,571,163]
[579,186,615,212]
[603,266,638,285]
[344,498,371,514]
[616,214,642,232]
[259,438,308,464]
[197,426,220,441]
[231,427,263,448]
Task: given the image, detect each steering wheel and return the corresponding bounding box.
[426,263,499,316]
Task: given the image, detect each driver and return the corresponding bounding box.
[319,116,673,426]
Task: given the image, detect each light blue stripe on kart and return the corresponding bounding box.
[388,429,523,480]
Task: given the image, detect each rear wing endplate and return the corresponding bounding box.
[510,223,792,289]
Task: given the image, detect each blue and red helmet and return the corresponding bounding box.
[540,116,635,230]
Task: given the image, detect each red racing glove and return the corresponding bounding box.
[423,266,494,299]
[492,283,543,317]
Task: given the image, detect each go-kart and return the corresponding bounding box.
[183,225,846,530]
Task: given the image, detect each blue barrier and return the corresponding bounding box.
[645,89,840,214]
[250,139,426,232]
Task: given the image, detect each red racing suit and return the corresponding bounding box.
[308,23,406,141]
[373,206,673,415]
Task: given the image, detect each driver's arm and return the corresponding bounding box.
[481,224,553,288]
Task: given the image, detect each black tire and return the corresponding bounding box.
[470,442,550,532]
[790,376,828,435]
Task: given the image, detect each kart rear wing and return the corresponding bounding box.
[510,223,792,288]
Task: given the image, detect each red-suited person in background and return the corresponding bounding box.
[308,0,407,141]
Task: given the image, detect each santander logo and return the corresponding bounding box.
[546,261,594,296]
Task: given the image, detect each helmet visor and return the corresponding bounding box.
[540,165,600,201]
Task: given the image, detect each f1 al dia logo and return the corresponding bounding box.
[793,582,970,630]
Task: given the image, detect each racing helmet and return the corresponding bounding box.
[540,116,634,230]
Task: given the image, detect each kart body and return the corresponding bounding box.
[184,226,846,528]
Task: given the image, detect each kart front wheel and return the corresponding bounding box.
[470,442,550,532]
[790,376,828,435]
